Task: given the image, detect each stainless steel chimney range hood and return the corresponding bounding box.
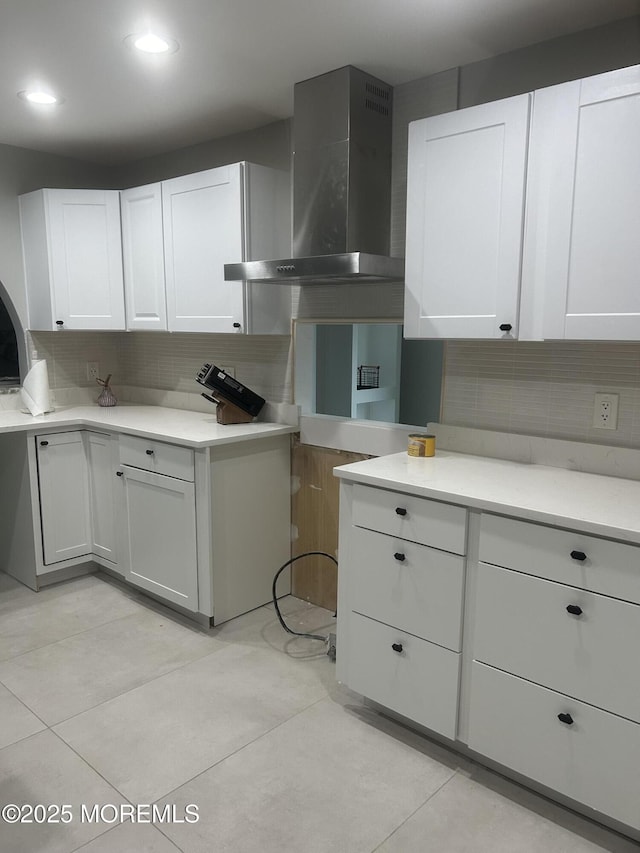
[224,66,404,285]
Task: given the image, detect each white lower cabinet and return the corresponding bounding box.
[118,434,198,611]
[32,426,291,621]
[116,431,292,622]
[468,662,640,831]
[121,465,198,612]
[36,431,92,565]
[337,479,640,838]
[338,483,467,740]
[464,512,640,834]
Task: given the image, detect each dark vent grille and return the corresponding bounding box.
[365,81,391,100]
[365,98,390,117]
[364,80,391,117]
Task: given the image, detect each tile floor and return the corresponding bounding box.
[0,570,638,853]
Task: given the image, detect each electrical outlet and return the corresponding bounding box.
[592,392,619,430]
[86,361,100,382]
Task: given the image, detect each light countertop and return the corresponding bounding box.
[335,450,640,544]
[0,405,297,448]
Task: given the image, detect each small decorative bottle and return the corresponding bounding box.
[96,374,117,407]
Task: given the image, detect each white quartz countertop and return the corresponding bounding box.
[335,450,640,544]
[0,405,297,448]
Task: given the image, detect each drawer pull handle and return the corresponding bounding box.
[570,550,586,562]
[393,552,406,562]
[395,507,407,516]
[558,712,574,726]
[145,449,154,455]
[566,604,583,616]
[39,440,49,447]
[116,471,123,477]
[391,642,403,654]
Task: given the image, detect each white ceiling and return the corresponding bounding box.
[1,0,638,164]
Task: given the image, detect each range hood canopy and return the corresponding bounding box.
[224,65,404,284]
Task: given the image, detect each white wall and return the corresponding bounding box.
[113,120,290,188]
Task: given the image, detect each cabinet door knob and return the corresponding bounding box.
[570,550,586,562]
[391,642,403,654]
[393,552,406,562]
[566,604,583,616]
[395,507,407,516]
[499,323,512,332]
[39,440,49,447]
[145,449,154,455]
[233,322,241,328]
[558,712,574,726]
[116,471,123,477]
[55,320,64,326]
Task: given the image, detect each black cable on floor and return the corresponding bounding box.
[272,551,338,641]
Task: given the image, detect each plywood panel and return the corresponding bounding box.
[291,439,368,610]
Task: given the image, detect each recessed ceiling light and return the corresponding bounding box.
[125,32,179,54]
[18,90,62,105]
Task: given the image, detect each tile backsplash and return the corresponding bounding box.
[29,331,640,450]
[29,332,123,392]
[443,341,640,448]
[29,331,293,406]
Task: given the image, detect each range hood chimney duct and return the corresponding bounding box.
[224,66,404,284]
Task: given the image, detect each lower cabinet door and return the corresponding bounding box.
[85,431,118,565]
[122,466,198,611]
[347,612,460,739]
[468,661,640,831]
[37,431,92,565]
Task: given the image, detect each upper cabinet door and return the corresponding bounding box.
[162,164,245,334]
[404,94,530,339]
[121,183,167,331]
[530,66,640,341]
[20,189,125,331]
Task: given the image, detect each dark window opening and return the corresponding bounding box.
[0,299,19,385]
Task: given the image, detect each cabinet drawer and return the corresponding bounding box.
[352,484,466,555]
[347,612,460,740]
[119,434,194,481]
[474,563,640,722]
[468,662,640,832]
[479,513,640,604]
[350,527,464,651]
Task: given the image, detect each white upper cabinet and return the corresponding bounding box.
[404,94,530,339]
[525,66,640,340]
[162,162,291,334]
[405,64,640,342]
[20,189,125,331]
[120,182,167,331]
